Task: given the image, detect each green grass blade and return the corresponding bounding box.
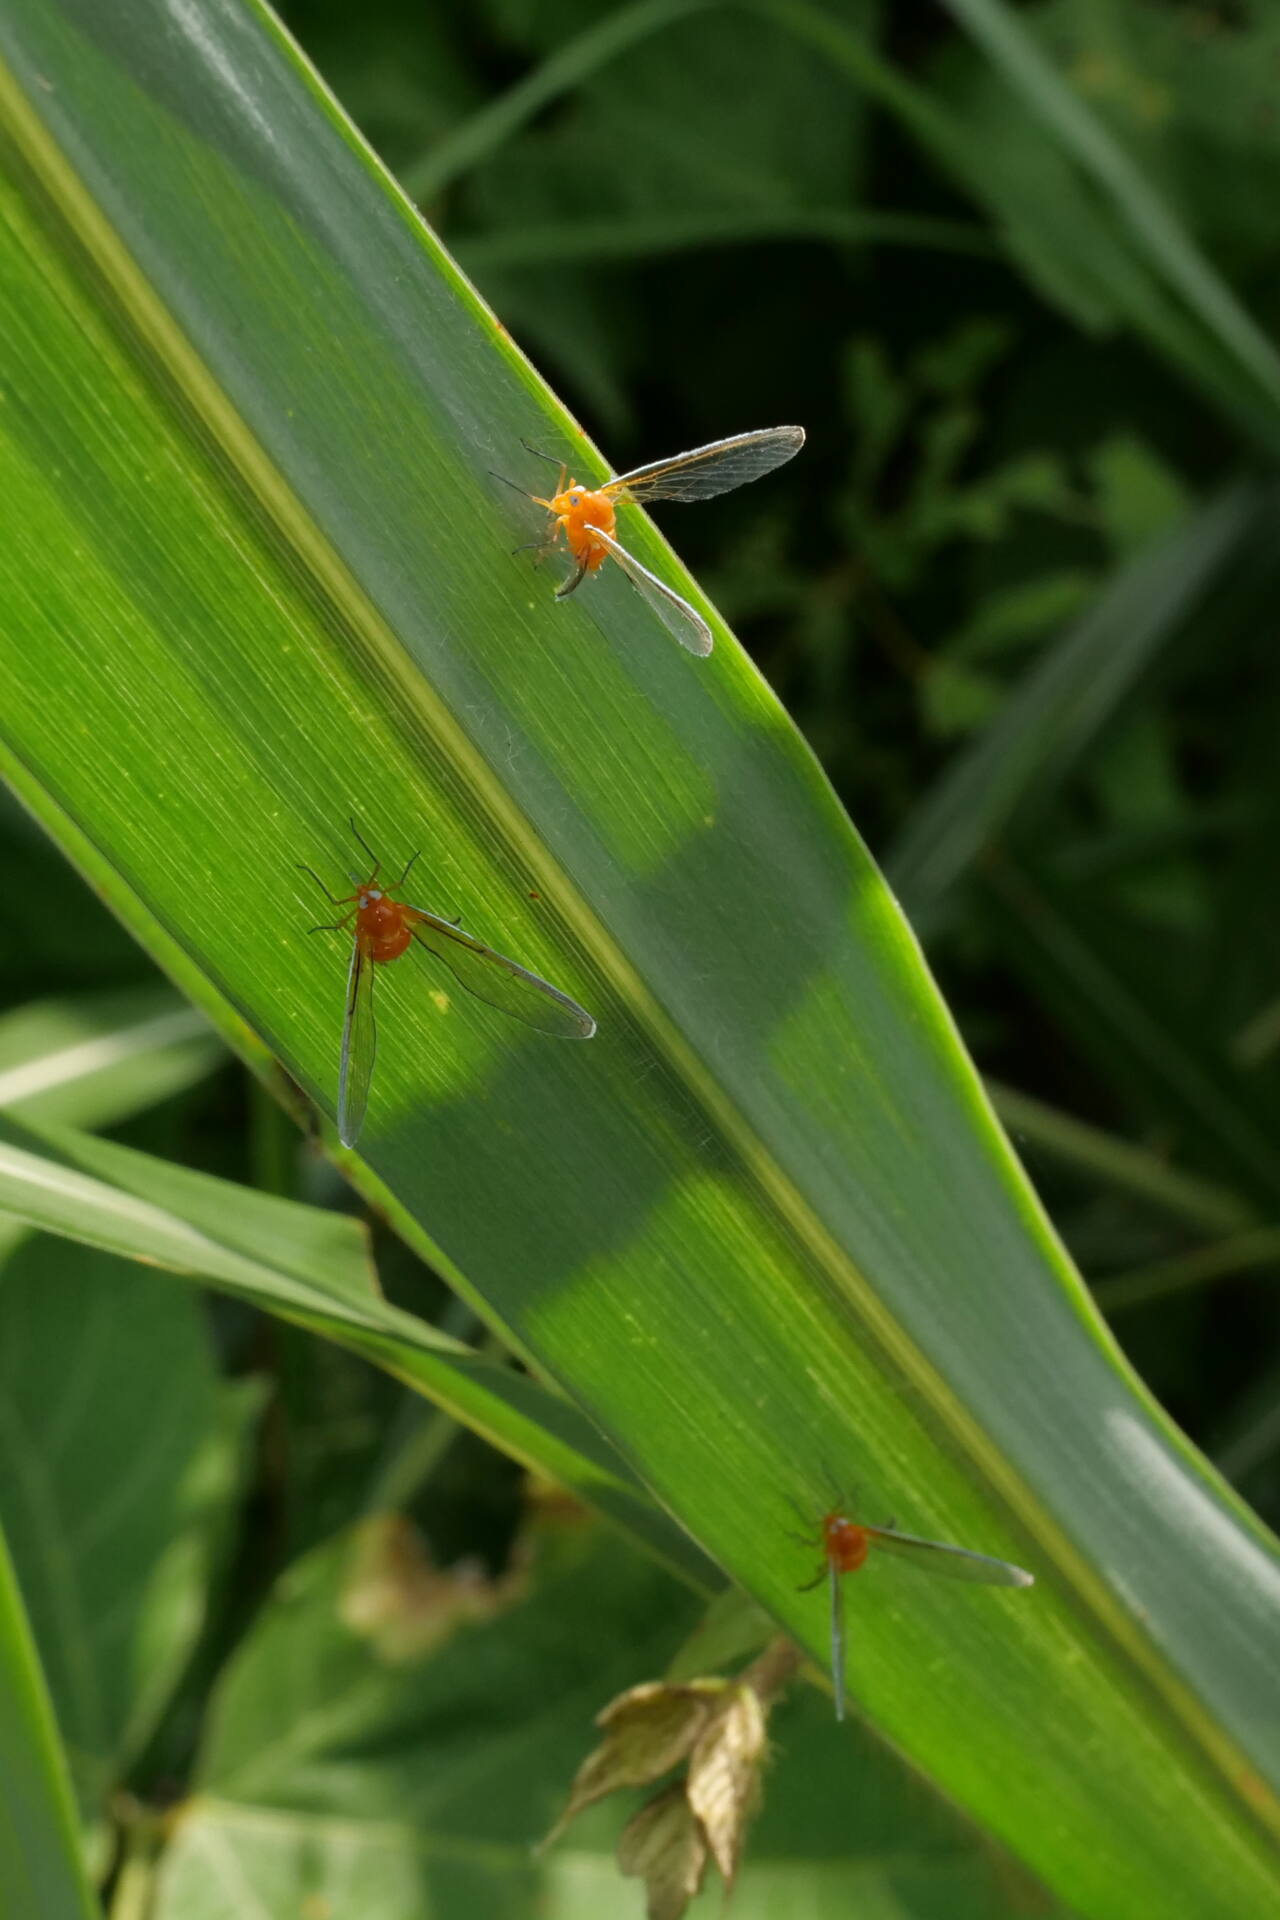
[0,1523,99,1920]
[0,988,220,1132]
[888,487,1263,919]
[1095,1230,1280,1316]
[401,0,716,202]
[984,860,1280,1209]
[987,1080,1258,1238]
[456,206,994,272]
[758,1,1280,449]
[0,5,1277,1914]
[939,0,1280,418]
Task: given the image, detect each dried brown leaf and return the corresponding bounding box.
[542,1681,721,1850]
[687,1684,768,1887]
[619,1785,709,1920]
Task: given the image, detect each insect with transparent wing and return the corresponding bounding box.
[790,1496,1034,1721]
[494,425,805,657]
[301,822,596,1148]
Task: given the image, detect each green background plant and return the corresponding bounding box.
[0,2,1278,1917]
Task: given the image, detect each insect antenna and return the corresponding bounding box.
[817,1456,850,1513]
[519,438,566,468]
[490,467,535,499]
[394,848,422,890]
[347,818,382,877]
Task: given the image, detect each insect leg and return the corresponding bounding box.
[297,862,346,905]
[830,1563,846,1724]
[555,557,590,601]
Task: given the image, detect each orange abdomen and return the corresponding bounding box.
[358,895,414,964]
[824,1515,870,1574]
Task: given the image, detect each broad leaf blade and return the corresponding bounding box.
[0,1245,255,1813]
[152,1514,1068,1918]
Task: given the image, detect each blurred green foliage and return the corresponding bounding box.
[3,1,1279,1913]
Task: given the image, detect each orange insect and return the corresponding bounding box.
[496,426,805,656]
[301,823,596,1148]
[795,1502,1034,1722]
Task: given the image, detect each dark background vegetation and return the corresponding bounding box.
[3,0,1278,1899]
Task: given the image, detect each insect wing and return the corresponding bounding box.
[829,1558,847,1723]
[865,1527,1033,1587]
[407,911,596,1039]
[337,934,377,1148]
[605,426,804,505]
[586,525,713,656]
